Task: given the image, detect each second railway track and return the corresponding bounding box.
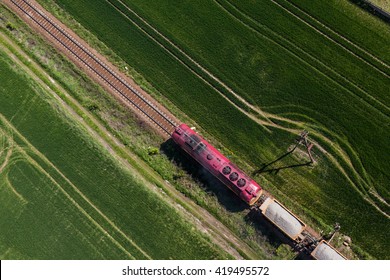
[8,0,178,136]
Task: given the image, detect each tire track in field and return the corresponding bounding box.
[214,0,384,184]
[0,134,14,174]
[214,1,390,204]
[0,114,151,259]
[253,115,390,218]
[0,136,27,203]
[105,0,274,129]
[114,0,390,116]
[0,146,24,202]
[215,0,390,116]
[10,153,132,259]
[273,0,390,73]
[0,38,149,259]
[213,0,388,204]
[0,31,256,259]
[214,1,390,202]
[107,0,388,215]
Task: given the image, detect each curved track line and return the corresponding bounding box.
[214,1,390,207]
[0,114,151,259]
[0,142,13,174]
[0,137,27,203]
[215,0,390,115]
[0,30,259,259]
[0,126,135,258]
[112,0,389,214]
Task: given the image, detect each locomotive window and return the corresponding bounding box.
[207,154,214,160]
[229,172,239,181]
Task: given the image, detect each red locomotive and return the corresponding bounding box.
[172,124,262,205]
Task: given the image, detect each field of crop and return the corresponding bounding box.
[0,42,229,259]
[35,0,390,259]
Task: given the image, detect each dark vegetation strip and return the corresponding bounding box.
[273,0,390,73]
[349,0,390,23]
[287,0,390,64]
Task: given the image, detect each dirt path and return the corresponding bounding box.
[0,143,13,174]
[0,29,260,259]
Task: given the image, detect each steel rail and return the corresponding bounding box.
[11,0,177,135]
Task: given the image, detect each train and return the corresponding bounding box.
[172,124,346,260]
[172,124,262,206]
[8,0,347,261]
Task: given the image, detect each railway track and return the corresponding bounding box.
[9,0,177,136]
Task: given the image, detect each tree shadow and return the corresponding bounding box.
[160,139,248,212]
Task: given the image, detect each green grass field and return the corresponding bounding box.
[0,45,229,259]
[36,0,390,259]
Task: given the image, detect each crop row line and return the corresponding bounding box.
[105,0,276,127]
[0,34,156,257]
[216,0,390,117]
[12,0,177,136]
[108,0,389,203]
[214,0,390,204]
[0,114,147,259]
[276,0,390,73]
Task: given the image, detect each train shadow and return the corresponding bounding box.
[245,208,312,260]
[161,139,313,259]
[160,139,247,213]
[245,208,292,247]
